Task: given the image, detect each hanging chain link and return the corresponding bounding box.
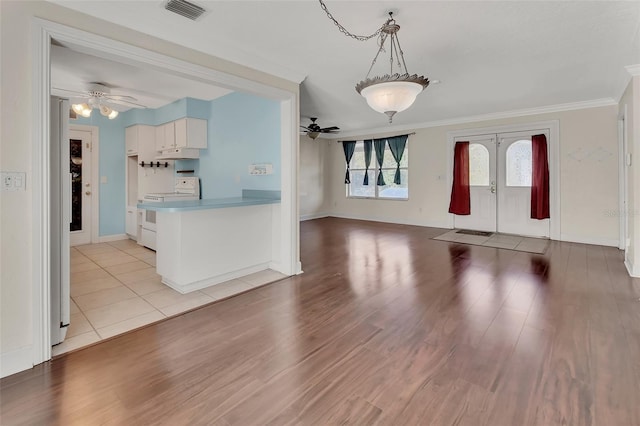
[318,0,385,41]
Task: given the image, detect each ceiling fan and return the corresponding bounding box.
[300,117,340,140]
[53,82,147,119]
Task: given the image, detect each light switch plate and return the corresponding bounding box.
[1,172,26,191]
[249,163,273,175]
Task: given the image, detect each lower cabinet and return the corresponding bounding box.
[126,206,137,240]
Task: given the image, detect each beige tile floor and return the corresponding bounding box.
[55,239,287,356]
[433,229,550,253]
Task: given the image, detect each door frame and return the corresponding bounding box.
[618,105,628,252]
[446,120,560,240]
[69,125,100,244]
[32,18,301,367]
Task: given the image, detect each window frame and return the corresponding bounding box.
[346,140,409,201]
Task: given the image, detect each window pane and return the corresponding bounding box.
[506,140,532,187]
[469,143,490,186]
[349,170,376,197]
[378,169,408,199]
[380,142,409,169]
[70,138,83,232]
[350,143,367,169]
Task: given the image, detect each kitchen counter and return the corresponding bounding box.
[137,190,280,212]
[138,189,283,294]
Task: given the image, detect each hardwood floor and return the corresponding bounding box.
[2,217,639,425]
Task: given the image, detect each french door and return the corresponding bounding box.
[452,130,550,238]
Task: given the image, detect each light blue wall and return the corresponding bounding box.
[72,93,280,236]
[192,92,281,198]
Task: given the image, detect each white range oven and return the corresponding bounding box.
[140,177,200,250]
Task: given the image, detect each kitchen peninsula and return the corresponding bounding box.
[138,190,282,293]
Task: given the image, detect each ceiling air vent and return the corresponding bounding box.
[164,0,206,21]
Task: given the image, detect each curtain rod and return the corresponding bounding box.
[335,132,416,142]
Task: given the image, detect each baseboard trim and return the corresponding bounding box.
[328,213,451,230]
[625,259,640,278]
[300,213,329,221]
[162,263,271,294]
[560,233,619,247]
[1,346,33,378]
[98,234,129,243]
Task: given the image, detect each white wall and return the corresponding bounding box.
[299,135,330,219]
[325,106,620,246]
[0,1,299,377]
[619,76,640,276]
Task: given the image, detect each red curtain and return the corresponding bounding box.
[531,134,550,219]
[448,141,470,215]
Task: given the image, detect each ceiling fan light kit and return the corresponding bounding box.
[319,1,429,123]
[300,117,340,139]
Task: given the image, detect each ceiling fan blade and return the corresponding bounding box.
[104,94,139,102]
[300,126,312,131]
[104,98,147,109]
[320,126,340,132]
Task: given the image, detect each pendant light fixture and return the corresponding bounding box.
[319,1,429,123]
[71,102,119,120]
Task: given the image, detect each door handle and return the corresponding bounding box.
[489,181,496,193]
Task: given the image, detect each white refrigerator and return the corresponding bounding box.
[50,96,71,345]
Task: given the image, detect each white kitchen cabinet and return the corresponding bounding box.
[126,124,156,162]
[126,206,137,239]
[125,127,138,155]
[175,118,207,149]
[155,122,175,152]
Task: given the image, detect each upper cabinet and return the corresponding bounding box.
[125,125,155,162]
[155,121,175,152]
[125,126,138,155]
[174,118,207,149]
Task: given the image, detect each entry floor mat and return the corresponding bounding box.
[456,229,494,237]
[433,229,549,254]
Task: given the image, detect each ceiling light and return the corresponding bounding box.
[72,103,91,118]
[107,109,119,120]
[319,3,429,123]
[308,131,320,140]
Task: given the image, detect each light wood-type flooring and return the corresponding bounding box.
[2,218,640,425]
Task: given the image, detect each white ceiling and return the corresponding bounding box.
[51,1,640,134]
[51,45,232,110]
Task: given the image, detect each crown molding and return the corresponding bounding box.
[329,98,617,139]
[626,64,640,77]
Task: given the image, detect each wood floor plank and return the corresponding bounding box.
[2,217,640,425]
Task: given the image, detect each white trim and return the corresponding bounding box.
[32,18,299,374]
[162,263,271,294]
[624,259,639,278]
[445,120,561,241]
[626,64,640,77]
[618,107,628,251]
[1,346,33,378]
[560,233,620,248]
[329,213,450,230]
[300,213,330,221]
[32,20,52,368]
[98,234,129,243]
[329,98,616,140]
[69,125,100,243]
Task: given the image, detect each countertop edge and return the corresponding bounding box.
[138,197,280,212]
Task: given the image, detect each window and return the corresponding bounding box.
[506,139,532,187]
[468,143,489,186]
[348,140,409,199]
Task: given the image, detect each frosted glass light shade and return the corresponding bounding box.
[360,81,424,119]
[108,109,119,119]
[72,103,91,118]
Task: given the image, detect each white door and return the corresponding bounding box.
[451,130,551,237]
[69,129,93,246]
[497,131,550,237]
[453,135,497,232]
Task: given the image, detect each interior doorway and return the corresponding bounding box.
[447,122,559,240]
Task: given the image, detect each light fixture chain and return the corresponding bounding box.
[318,0,384,41]
[366,33,389,79]
[394,33,410,74]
